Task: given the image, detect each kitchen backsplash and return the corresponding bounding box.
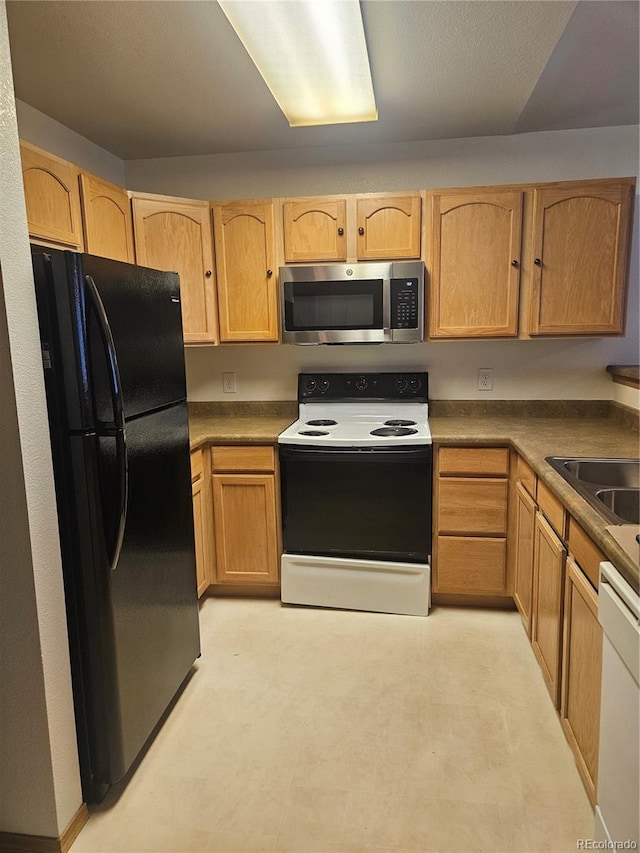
[185,338,638,404]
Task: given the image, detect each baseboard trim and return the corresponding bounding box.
[0,804,89,853]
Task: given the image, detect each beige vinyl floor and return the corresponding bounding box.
[71,598,594,853]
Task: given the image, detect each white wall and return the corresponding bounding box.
[125,125,639,402]
[16,98,125,185]
[0,3,82,838]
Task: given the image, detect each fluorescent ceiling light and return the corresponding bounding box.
[218,0,377,127]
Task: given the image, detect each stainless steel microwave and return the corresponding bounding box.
[280,261,425,344]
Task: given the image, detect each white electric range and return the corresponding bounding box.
[278,372,433,617]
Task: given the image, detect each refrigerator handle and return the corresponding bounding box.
[84,275,128,570]
[110,429,128,571]
[84,275,125,430]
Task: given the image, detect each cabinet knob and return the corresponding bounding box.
[511,260,519,267]
[358,227,365,235]
[534,258,542,266]
[337,227,344,236]
[205,269,212,277]
[266,269,273,277]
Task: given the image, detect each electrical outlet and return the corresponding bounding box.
[478,368,493,391]
[222,372,237,393]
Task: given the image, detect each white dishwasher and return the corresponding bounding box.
[595,561,640,846]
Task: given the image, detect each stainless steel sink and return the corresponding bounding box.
[595,488,640,524]
[561,459,639,488]
[546,457,640,525]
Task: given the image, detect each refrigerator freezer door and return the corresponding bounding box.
[101,400,200,782]
[82,253,187,421]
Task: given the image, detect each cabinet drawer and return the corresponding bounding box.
[211,445,275,473]
[436,536,507,594]
[517,456,537,498]
[537,479,566,540]
[190,448,204,483]
[567,518,604,591]
[439,447,509,477]
[438,479,508,534]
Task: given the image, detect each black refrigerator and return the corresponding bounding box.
[31,247,201,804]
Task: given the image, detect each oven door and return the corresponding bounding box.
[279,445,432,563]
[281,277,388,344]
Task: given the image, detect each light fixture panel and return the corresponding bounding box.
[218,0,378,127]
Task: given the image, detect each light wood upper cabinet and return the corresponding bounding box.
[561,557,602,806]
[131,192,218,345]
[356,194,422,260]
[79,173,134,263]
[281,192,422,263]
[531,511,567,708]
[429,189,523,338]
[528,178,635,336]
[283,198,347,262]
[20,141,84,250]
[213,199,278,342]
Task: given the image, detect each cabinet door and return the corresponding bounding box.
[531,511,567,707]
[79,173,134,263]
[213,200,278,342]
[435,536,507,595]
[212,473,279,584]
[513,481,536,636]
[529,179,634,335]
[20,141,84,249]
[192,476,210,597]
[429,190,522,337]
[356,195,422,260]
[283,198,347,262]
[561,558,602,806]
[131,194,218,345]
[438,478,508,535]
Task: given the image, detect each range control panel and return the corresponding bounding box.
[298,372,429,402]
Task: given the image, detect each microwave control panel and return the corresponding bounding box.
[391,278,419,329]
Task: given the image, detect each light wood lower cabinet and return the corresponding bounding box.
[434,446,510,597]
[531,511,567,707]
[211,446,280,585]
[513,480,536,636]
[561,557,602,806]
[190,448,213,597]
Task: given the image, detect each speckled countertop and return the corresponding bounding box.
[189,401,640,593]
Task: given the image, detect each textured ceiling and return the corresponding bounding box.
[6,0,639,160]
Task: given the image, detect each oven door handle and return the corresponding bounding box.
[278,444,433,462]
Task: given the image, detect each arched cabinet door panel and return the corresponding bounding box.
[283,198,347,262]
[429,189,523,338]
[356,194,422,260]
[80,173,134,263]
[20,141,84,249]
[131,193,218,345]
[529,179,634,335]
[213,199,278,342]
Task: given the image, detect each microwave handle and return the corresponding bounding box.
[382,277,391,332]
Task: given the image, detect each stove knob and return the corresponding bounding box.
[355,376,368,391]
[395,377,408,392]
[318,379,329,393]
[409,377,422,391]
[303,379,317,393]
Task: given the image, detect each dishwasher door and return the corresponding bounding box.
[595,561,640,846]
